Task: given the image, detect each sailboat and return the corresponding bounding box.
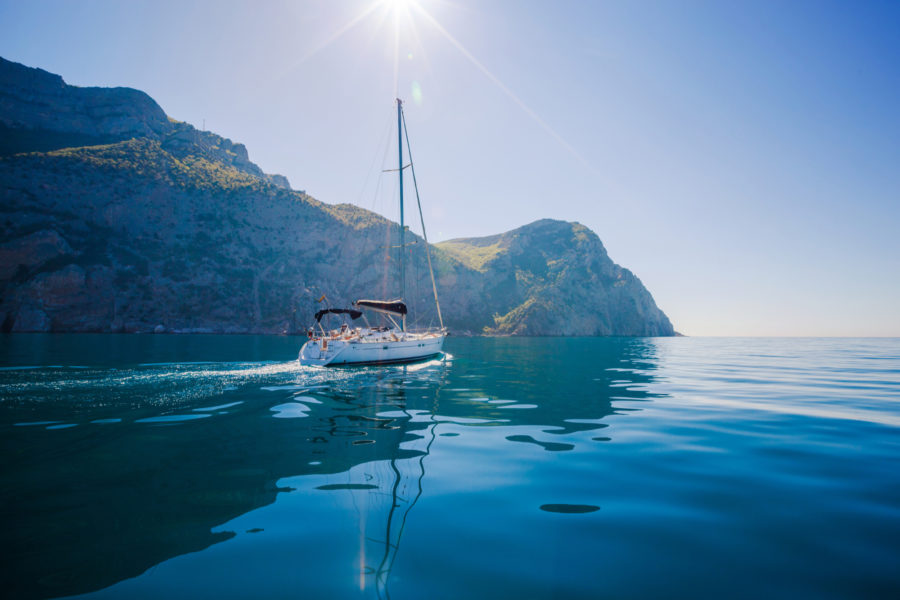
[299,99,447,367]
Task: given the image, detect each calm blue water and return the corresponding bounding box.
[1,335,898,599]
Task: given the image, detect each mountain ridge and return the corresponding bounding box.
[0,56,291,189]
[0,57,674,337]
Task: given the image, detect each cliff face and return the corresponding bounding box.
[0,57,674,336]
[0,56,170,145]
[0,56,290,189]
[437,220,673,336]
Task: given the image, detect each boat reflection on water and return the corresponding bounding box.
[297,356,449,599]
[355,384,440,600]
[266,339,661,599]
[0,336,662,599]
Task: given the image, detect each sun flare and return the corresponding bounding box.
[386,0,415,13]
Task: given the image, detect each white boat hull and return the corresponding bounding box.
[299,333,444,367]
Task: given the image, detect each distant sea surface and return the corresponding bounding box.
[1,335,898,599]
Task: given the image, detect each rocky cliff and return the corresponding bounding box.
[0,57,674,336]
[0,56,290,189]
[438,220,673,336]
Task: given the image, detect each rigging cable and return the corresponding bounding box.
[341,109,396,300]
[400,106,444,329]
[358,110,395,212]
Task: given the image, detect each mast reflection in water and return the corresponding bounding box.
[6,336,897,597]
[2,335,663,599]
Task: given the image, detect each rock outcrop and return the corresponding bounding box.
[0,56,291,188]
[438,220,673,336]
[0,229,73,280]
[0,57,673,336]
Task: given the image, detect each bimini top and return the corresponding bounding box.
[353,299,408,316]
[314,308,363,322]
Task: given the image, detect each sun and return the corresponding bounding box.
[282,0,587,166]
[386,0,415,13]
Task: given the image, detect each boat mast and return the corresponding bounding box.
[397,98,406,331]
[401,108,445,331]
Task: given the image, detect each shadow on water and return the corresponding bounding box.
[0,334,662,599]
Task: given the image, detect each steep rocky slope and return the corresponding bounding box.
[438,220,673,336]
[0,56,290,188]
[0,57,674,336]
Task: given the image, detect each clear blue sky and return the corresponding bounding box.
[2,0,898,336]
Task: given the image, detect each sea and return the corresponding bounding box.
[1,334,898,599]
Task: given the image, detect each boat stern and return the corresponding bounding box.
[298,339,344,367]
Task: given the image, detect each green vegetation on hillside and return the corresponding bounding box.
[436,239,504,271]
[41,139,266,192]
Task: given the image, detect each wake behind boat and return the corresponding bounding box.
[299,99,447,366]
